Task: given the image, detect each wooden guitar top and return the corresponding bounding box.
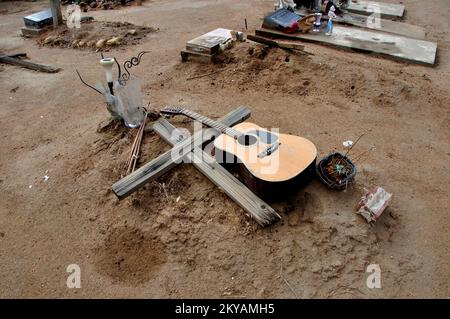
[214,122,317,182]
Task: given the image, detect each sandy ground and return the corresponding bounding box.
[0,0,449,298]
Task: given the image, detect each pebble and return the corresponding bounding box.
[106,36,122,46]
[43,35,57,44]
[96,39,106,48]
[53,36,64,44]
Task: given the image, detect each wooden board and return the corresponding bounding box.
[153,119,281,227]
[181,49,215,63]
[112,106,251,199]
[255,27,436,65]
[295,9,425,39]
[0,55,60,73]
[0,53,27,59]
[247,34,305,51]
[335,12,424,39]
[346,0,405,19]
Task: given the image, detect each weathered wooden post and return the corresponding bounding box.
[49,0,62,28]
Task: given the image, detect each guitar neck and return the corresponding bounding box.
[179,108,242,139]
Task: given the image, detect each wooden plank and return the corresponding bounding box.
[153,119,281,227]
[0,55,60,73]
[295,9,425,39]
[255,27,436,65]
[335,13,424,39]
[181,50,215,63]
[345,0,405,19]
[0,53,27,59]
[247,34,305,51]
[112,106,251,199]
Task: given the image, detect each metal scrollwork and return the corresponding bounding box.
[121,51,150,83]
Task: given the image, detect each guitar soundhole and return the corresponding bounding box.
[247,129,278,144]
[237,134,257,146]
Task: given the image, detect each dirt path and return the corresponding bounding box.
[0,0,448,298]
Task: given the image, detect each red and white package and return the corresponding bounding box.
[356,186,392,223]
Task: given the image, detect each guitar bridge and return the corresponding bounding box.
[258,142,281,158]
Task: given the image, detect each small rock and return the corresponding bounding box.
[127,29,137,36]
[44,35,57,44]
[78,40,86,47]
[53,36,64,45]
[331,259,343,269]
[343,140,353,148]
[106,36,122,46]
[95,39,106,48]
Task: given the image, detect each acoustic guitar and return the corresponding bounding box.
[160,106,317,198]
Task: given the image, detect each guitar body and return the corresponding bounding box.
[159,106,318,199]
[214,122,317,199]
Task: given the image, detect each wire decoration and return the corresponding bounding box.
[121,51,150,83]
[76,51,150,96]
[115,57,122,81]
[76,69,103,95]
